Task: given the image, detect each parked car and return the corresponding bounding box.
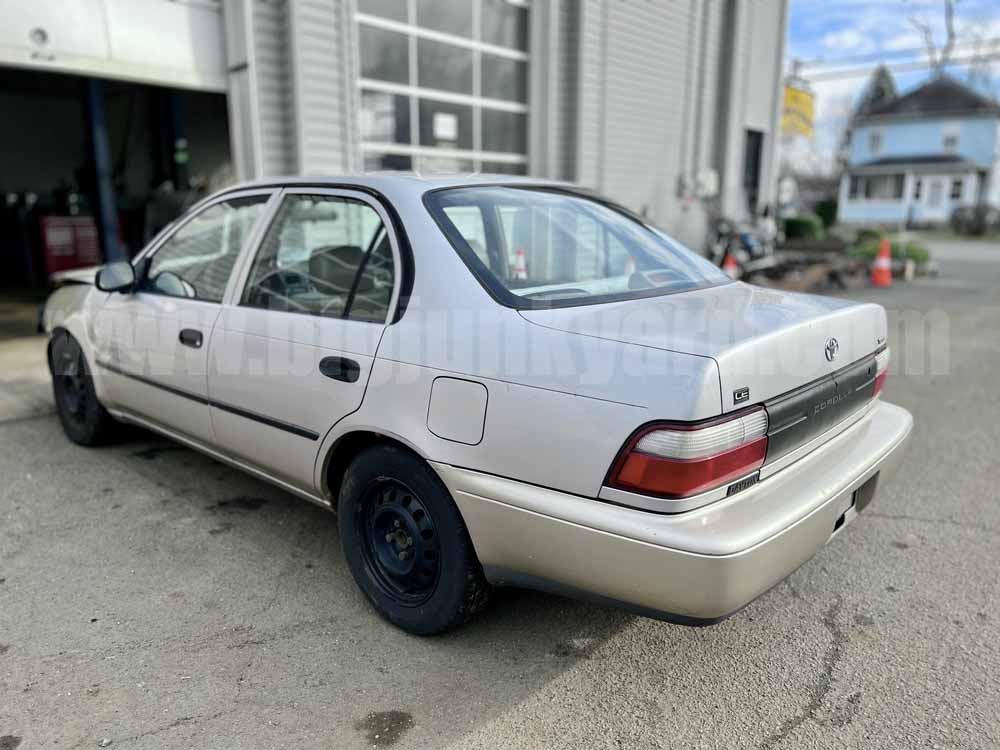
[43,175,912,634]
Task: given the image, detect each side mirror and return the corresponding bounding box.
[95,261,136,293]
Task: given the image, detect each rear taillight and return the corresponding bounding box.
[873,347,890,397]
[607,408,768,499]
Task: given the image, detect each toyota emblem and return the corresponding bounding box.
[824,337,839,362]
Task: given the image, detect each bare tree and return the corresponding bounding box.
[907,0,959,72]
[965,30,1000,97]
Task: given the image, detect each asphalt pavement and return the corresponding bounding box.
[1,239,998,749]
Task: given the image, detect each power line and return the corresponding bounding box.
[803,52,1000,82]
[796,39,1000,70]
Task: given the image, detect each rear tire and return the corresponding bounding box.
[50,332,120,446]
[338,444,491,635]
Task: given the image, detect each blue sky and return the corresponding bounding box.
[785,0,1000,168]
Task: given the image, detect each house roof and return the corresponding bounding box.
[863,75,1000,119]
[861,155,968,166]
[851,153,979,174]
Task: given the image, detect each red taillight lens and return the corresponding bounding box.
[873,347,890,397]
[607,408,768,499]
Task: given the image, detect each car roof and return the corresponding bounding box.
[227,172,574,197]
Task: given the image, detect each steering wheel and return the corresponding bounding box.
[251,268,316,308]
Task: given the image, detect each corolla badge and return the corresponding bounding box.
[824,337,840,362]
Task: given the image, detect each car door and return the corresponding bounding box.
[93,191,275,444]
[207,188,400,491]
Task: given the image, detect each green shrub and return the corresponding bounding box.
[783,213,825,241]
[814,199,838,228]
[847,238,930,264]
[855,228,885,245]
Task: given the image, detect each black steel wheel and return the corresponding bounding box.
[50,331,119,446]
[359,479,441,605]
[339,444,491,635]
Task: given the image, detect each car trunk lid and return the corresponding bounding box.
[518,282,887,410]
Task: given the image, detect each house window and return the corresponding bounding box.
[868,130,882,154]
[913,178,922,200]
[942,122,960,153]
[951,178,963,200]
[863,174,905,200]
[849,175,862,200]
[357,0,530,175]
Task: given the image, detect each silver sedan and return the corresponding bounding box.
[43,175,912,634]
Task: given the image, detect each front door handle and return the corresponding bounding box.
[178,328,203,349]
[319,356,360,383]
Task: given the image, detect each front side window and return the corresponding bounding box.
[241,195,395,323]
[863,174,904,200]
[426,187,729,307]
[141,195,269,302]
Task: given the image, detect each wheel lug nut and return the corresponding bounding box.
[385,533,393,542]
[394,520,401,528]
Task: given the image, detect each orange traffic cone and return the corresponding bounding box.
[512,247,528,280]
[871,238,892,287]
[722,252,740,279]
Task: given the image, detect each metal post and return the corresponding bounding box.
[84,78,124,262]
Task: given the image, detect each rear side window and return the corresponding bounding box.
[426,186,728,308]
[241,194,395,323]
[141,195,269,302]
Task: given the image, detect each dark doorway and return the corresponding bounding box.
[743,129,764,216]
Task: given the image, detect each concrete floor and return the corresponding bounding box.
[1,241,998,749]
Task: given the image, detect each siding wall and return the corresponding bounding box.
[555,0,580,182]
[573,0,606,190]
[561,0,786,247]
[288,0,355,174]
[851,117,1000,167]
[252,0,294,176]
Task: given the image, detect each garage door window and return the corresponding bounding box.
[357,0,529,175]
[241,195,395,323]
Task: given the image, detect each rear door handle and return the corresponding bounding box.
[179,328,203,349]
[319,356,360,383]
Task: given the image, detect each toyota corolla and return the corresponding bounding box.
[43,175,912,634]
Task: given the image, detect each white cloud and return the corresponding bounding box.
[883,31,925,52]
[820,28,875,54]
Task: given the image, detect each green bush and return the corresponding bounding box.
[814,199,838,229]
[855,228,885,245]
[783,213,825,241]
[847,238,930,264]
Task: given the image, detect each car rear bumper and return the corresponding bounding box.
[431,400,913,624]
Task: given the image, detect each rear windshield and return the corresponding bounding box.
[425,186,729,308]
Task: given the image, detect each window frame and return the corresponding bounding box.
[950,177,964,201]
[229,187,404,327]
[423,184,733,311]
[356,4,530,174]
[867,129,883,155]
[131,188,278,307]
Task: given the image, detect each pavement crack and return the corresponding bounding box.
[759,596,846,750]
[121,710,226,743]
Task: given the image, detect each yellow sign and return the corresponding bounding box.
[781,84,814,138]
